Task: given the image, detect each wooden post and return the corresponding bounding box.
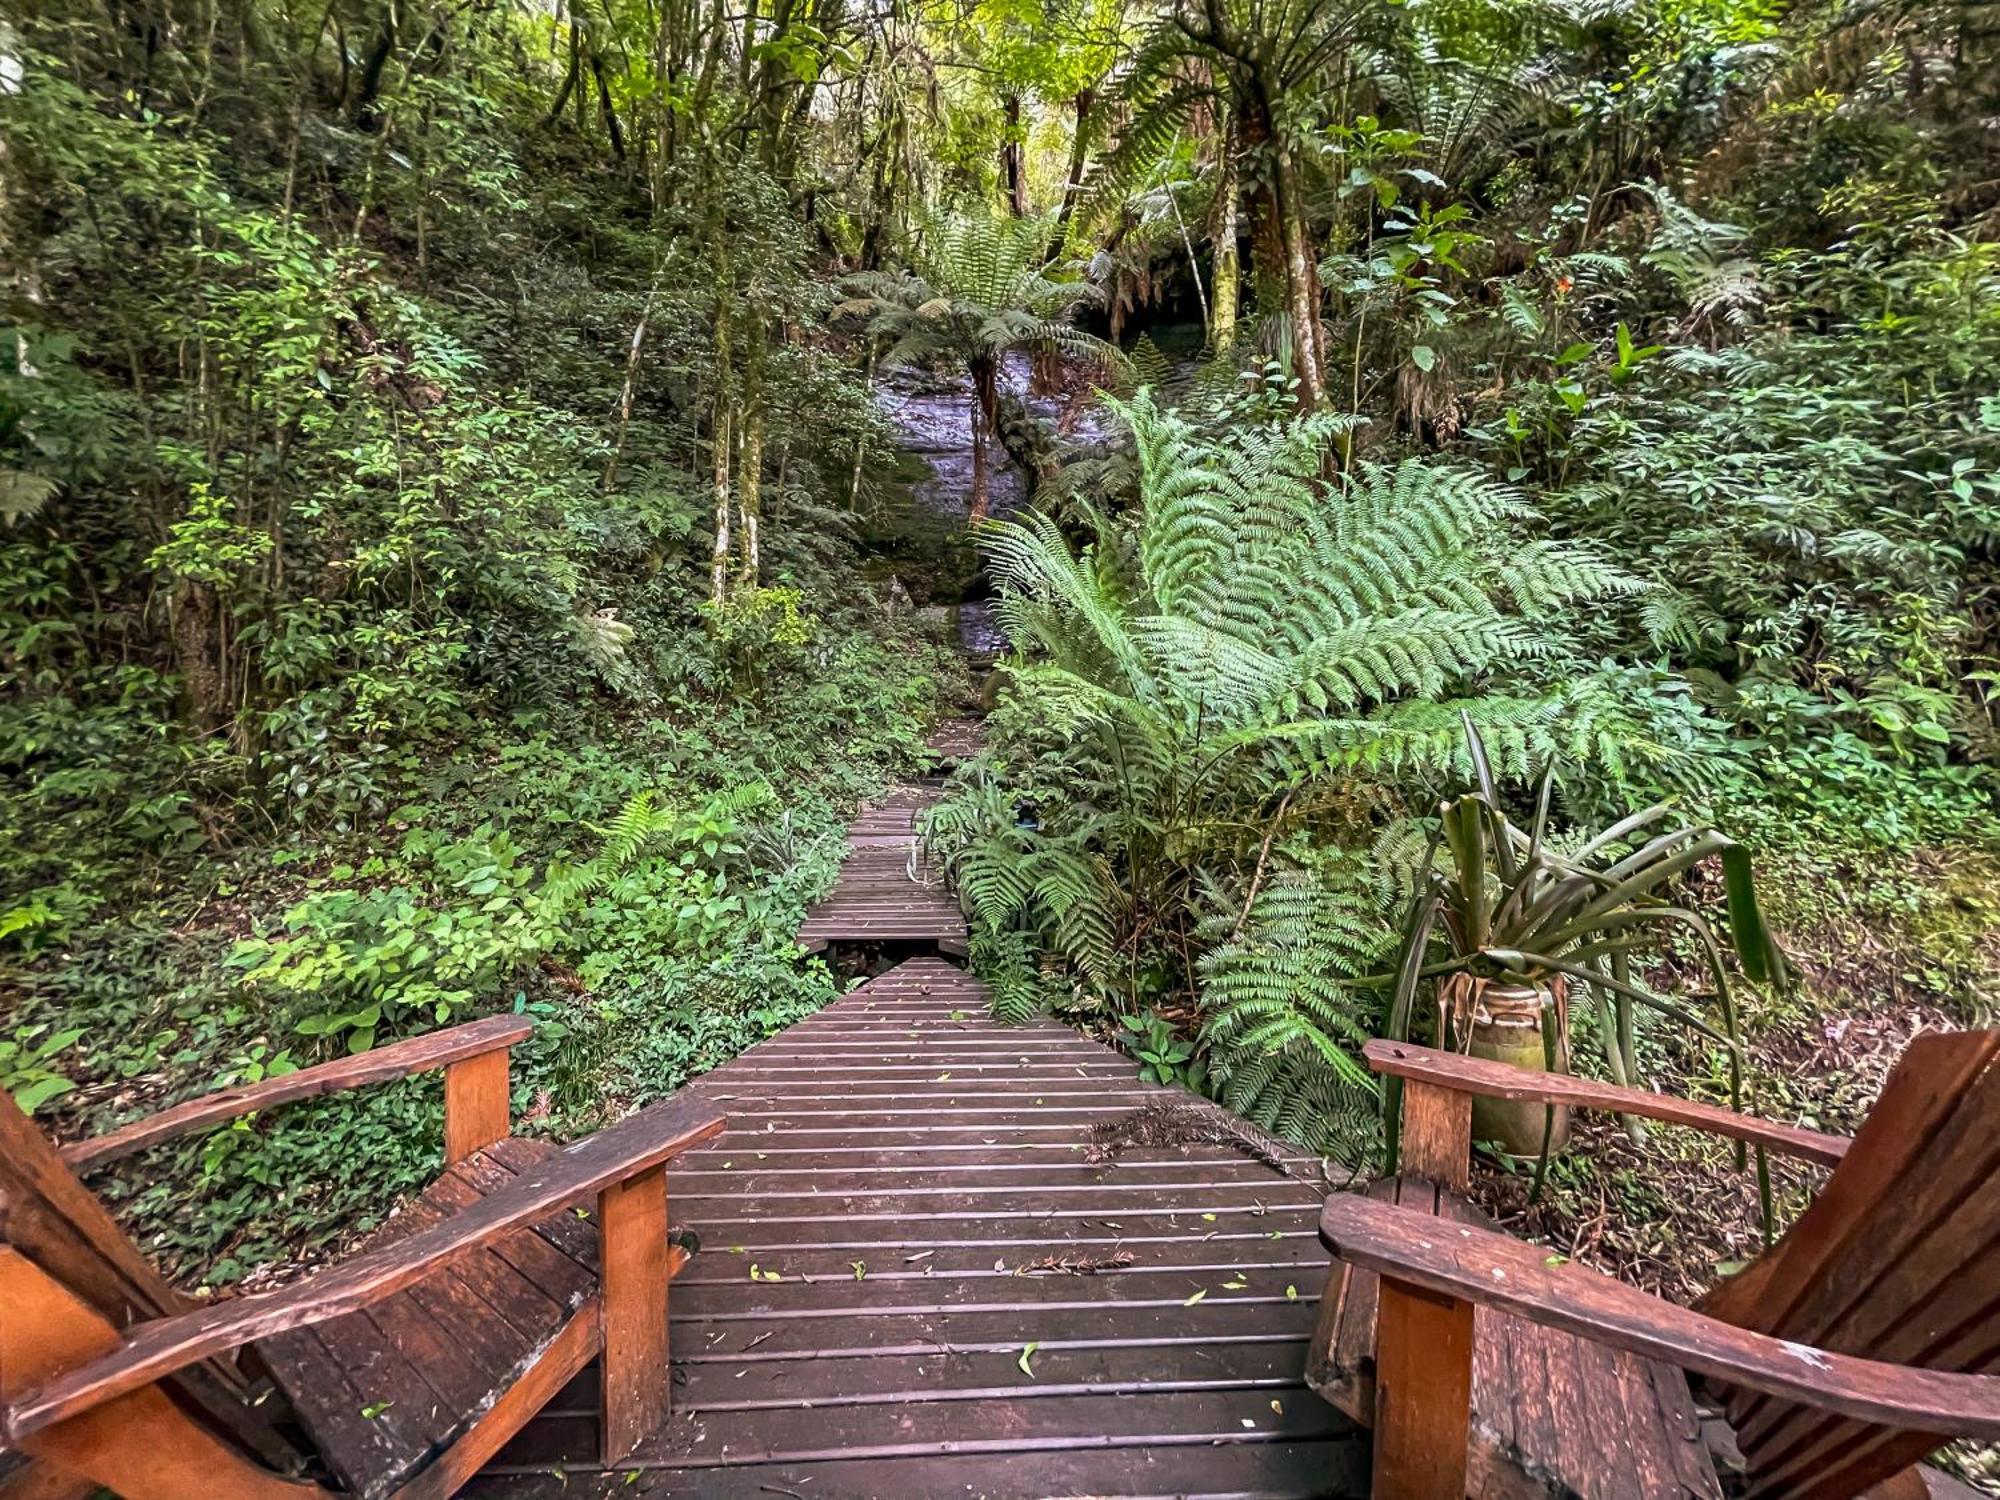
[0,1250,318,1500]
[1371,1273,1475,1500]
[1399,1080,1472,1190]
[443,1049,511,1165]
[598,1165,671,1463]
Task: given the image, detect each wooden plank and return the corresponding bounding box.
[1318,1193,2000,1440]
[1397,1081,1470,1190]
[598,1167,670,1463]
[8,1096,724,1437]
[1371,1275,1473,1500]
[444,1052,513,1166]
[668,1339,1316,1410]
[632,1385,1349,1466]
[259,1321,436,1496]
[393,1304,601,1500]
[64,1017,534,1172]
[0,1094,190,1324]
[1367,1040,1850,1168]
[0,1250,317,1500]
[1702,1028,1998,1329]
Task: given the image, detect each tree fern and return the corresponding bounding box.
[1198,853,1392,1162]
[931,388,1701,1111]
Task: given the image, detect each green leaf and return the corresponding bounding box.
[1410,344,1436,372]
[1018,1342,1040,1377]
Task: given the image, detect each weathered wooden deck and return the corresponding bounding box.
[471,775,1361,1498]
[795,786,969,954]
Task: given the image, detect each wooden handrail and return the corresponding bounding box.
[1320,1192,2000,1441]
[63,1015,536,1172]
[1363,1040,1849,1168]
[7,1092,726,1439]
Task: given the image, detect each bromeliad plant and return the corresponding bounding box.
[1386,717,1789,1167]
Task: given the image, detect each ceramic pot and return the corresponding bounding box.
[1440,974,1571,1158]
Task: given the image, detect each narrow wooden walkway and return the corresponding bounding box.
[795,786,969,954]
[470,768,1360,1497]
[477,958,1358,1497]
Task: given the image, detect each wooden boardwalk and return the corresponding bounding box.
[467,762,1359,1497]
[476,958,1359,1497]
[795,785,969,954]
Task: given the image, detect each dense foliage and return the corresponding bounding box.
[2,0,1997,1310]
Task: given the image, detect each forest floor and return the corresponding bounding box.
[1468,839,2000,1488]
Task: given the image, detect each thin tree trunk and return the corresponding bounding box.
[1002,94,1028,216]
[1211,116,1240,352]
[1052,87,1095,238]
[604,276,660,491]
[708,294,732,612]
[710,394,732,607]
[736,323,764,587]
[1275,140,1326,408]
[968,353,998,524]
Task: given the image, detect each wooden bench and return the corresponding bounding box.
[1310,1032,2000,1500]
[0,1015,724,1500]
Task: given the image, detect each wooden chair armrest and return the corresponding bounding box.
[6,1092,726,1441]
[1364,1039,1848,1168]
[1320,1192,2000,1441]
[62,1014,536,1172]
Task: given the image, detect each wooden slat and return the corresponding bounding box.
[597,1167,670,1463]
[444,1050,513,1166]
[1372,1274,1473,1500]
[1365,1040,1849,1167]
[0,1249,316,1500]
[63,1016,533,1172]
[1319,1193,2000,1440]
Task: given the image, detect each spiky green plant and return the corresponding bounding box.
[1383,715,1789,1178]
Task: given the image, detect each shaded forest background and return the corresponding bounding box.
[1,0,1996,1355]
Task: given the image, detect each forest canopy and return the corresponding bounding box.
[1,0,1996,1316]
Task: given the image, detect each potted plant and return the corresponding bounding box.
[1386,717,1788,1162]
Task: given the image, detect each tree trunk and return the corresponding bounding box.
[1275,139,1327,408]
[171,578,229,732]
[968,353,999,524]
[1002,94,1029,216]
[710,395,732,608]
[1052,87,1095,239]
[1211,117,1240,352]
[736,324,764,588]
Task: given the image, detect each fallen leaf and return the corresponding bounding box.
[1184,1289,1207,1306]
[1018,1342,1041,1377]
[1285,1284,1298,1300]
[1222,1279,1248,1290]
[360,1402,393,1420]
[851,1261,867,1280]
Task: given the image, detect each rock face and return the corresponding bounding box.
[871,350,1120,671]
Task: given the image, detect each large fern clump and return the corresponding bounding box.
[987,389,1648,779]
[1196,850,1394,1159]
[927,390,1680,1158]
